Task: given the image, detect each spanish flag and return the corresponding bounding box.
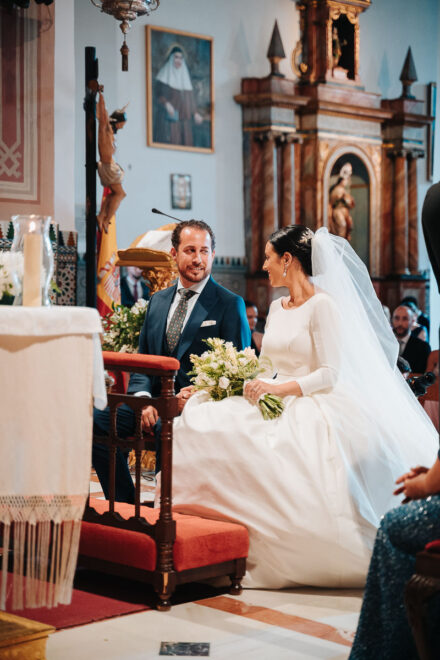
[96,187,121,317]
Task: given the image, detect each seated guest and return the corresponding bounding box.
[245,300,264,356]
[392,305,431,373]
[93,220,251,502]
[401,300,428,342]
[349,455,440,659]
[351,180,440,660]
[120,266,150,307]
[400,295,430,338]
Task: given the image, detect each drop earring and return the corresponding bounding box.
[283,264,288,278]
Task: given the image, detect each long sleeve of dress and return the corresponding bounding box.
[295,295,341,396]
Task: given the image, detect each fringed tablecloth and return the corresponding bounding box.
[0,307,106,609]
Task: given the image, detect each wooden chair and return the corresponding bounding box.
[405,540,440,660]
[78,351,249,610]
[419,350,439,431]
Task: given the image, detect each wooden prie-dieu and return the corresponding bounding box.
[78,351,249,610]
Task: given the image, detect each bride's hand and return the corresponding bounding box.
[176,385,195,412]
[244,379,277,404]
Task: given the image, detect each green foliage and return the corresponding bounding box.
[102,298,148,353]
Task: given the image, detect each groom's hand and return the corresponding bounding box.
[141,405,158,431]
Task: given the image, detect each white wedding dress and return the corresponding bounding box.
[166,290,439,589]
[168,292,438,588]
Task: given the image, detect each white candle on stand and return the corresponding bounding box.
[22,222,42,306]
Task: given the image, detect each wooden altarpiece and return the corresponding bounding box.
[235,0,432,315]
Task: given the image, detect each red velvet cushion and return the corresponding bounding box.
[80,500,249,572]
[102,351,179,373]
[108,370,129,393]
[425,540,440,553]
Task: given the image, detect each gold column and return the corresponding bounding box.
[407,154,419,274]
[294,141,301,223]
[250,136,264,273]
[280,136,293,227]
[393,152,409,275]
[261,133,276,263]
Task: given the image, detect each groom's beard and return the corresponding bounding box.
[180,264,211,283]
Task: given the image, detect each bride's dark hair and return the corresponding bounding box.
[269,225,314,276]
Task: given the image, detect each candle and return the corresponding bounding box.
[22,226,42,306]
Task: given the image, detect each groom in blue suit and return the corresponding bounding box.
[93,220,250,502]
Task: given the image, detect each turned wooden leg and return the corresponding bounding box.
[229,577,243,596]
[153,563,177,612]
[156,596,172,612]
[229,558,246,596]
[405,573,440,660]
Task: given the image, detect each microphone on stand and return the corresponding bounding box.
[151,208,182,222]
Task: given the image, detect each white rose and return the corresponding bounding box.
[218,376,230,389]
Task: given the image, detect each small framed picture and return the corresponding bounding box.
[170,174,192,210]
[146,25,214,153]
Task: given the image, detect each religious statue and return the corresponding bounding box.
[96,91,127,233]
[332,26,342,70]
[328,163,355,241]
[331,24,348,74]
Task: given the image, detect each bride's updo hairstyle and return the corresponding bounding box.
[269,225,314,276]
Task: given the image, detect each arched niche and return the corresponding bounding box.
[322,145,379,274]
[332,15,355,79]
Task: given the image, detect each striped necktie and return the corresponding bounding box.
[166,289,196,353]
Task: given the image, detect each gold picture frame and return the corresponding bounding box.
[146,25,214,153]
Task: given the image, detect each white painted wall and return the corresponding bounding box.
[54,0,75,231]
[67,0,440,343]
[73,0,298,255]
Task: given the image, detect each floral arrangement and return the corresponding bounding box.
[102,298,148,353]
[0,251,23,303]
[189,337,284,420]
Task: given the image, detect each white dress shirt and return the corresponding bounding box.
[398,332,411,355]
[165,275,210,333]
[135,275,210,398]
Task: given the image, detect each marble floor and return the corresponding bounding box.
[46,586,362,659]
[44,474,363,659]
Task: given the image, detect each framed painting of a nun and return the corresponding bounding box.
[146,26,214,153]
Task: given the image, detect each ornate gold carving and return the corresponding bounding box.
[291,40,304,77]
[143,265,178,294]
[292,2,309,77]
[329,8,342,20]
[329,5,359,23]
[327,18,333,67]
[354,22,360,77]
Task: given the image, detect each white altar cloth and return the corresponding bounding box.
[0,306,106,609]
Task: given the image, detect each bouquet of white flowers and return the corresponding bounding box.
[102,298,148,353]
[0,251,23,303]
[189,337,284,420]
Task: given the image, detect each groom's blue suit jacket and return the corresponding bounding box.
[127,276,251,396]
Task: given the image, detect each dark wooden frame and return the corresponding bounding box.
[79,352,246,610]
[405,550,440,660]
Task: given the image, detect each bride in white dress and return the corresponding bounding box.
[166,225,438,589]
